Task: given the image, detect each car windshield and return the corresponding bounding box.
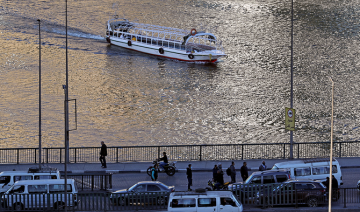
[128,184,138,191]
[244,174,254,184]
[272,165,279,170]
[319,182,326,188]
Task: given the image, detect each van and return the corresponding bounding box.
[1,179,78,210]
[0,167,60,193]
[168,190,243,212]
[272,158,343,186]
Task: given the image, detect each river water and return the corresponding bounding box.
[0,0,359,148]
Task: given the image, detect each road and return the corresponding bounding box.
[108,168,360,192]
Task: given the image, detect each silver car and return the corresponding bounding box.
[110,181,175,206]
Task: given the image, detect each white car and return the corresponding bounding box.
[168,190,243,212]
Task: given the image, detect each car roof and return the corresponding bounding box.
[251,169,289,175]
[0,171,58,175]
[283,179,323,183]
[13,179,75,186]
[171,191,233,198]
[273,158,339,168]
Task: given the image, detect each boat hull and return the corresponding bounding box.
[107,37,224,63]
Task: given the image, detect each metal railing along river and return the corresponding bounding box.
[0,141,360,164]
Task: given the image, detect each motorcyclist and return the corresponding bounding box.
[158,152,168,171]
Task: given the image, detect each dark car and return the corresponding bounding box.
[229,170,290,202]
[257,179,327,207]
[110,181,175,206]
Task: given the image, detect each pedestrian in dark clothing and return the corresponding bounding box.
[151,164,158,181]
[259,161,267,171]
[324,177,330,192]
[240,162,248,182]
[230,161,236,183]
[187,164,193,191]
[332,175,339,189]
[212,164,218,182]
[100,141,107,168]
[158,152,168,171]
[332,175,339,200]
[215,164,224,190]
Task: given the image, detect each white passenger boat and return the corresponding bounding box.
[106,17,226,63]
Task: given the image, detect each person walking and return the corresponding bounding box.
[215,164,224,190]
[259,161,267,171]
[151,164,158,181]
[100,141,107,168]
[212,164,218,182]
[186,164,193,191]
[324,177,330,192]
[240,162,248,182]
[230,161,236,183]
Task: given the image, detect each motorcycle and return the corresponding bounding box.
[206,179,230,191]
[147,159,176,176]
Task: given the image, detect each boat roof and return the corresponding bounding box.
[108,18,216,39]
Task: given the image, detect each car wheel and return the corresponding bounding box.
[13,203,23,211]
[166,167,175,176]
[118,197,127,206]
[307,197,318,207]
[157,196,165,205]
[147,167,152,176]
[54,201,65,209]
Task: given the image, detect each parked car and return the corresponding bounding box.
[168,190,243,212]
[0,167,60,193]
[228,170,290,202]
[1,179,78,210]
[272,158,343,186]
[109,181,175,206]
[256,179,327,207]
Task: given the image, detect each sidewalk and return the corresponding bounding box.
[0,157,359,174]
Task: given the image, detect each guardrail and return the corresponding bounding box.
[0,141,359,164]
[0,188,358,211]
[64,173,112,191]
[231,185,359,209]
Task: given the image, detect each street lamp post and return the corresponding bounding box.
[64,0,69,211]
[37,19,42,170]
[289,0,294,159]
[328,77,334,212]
